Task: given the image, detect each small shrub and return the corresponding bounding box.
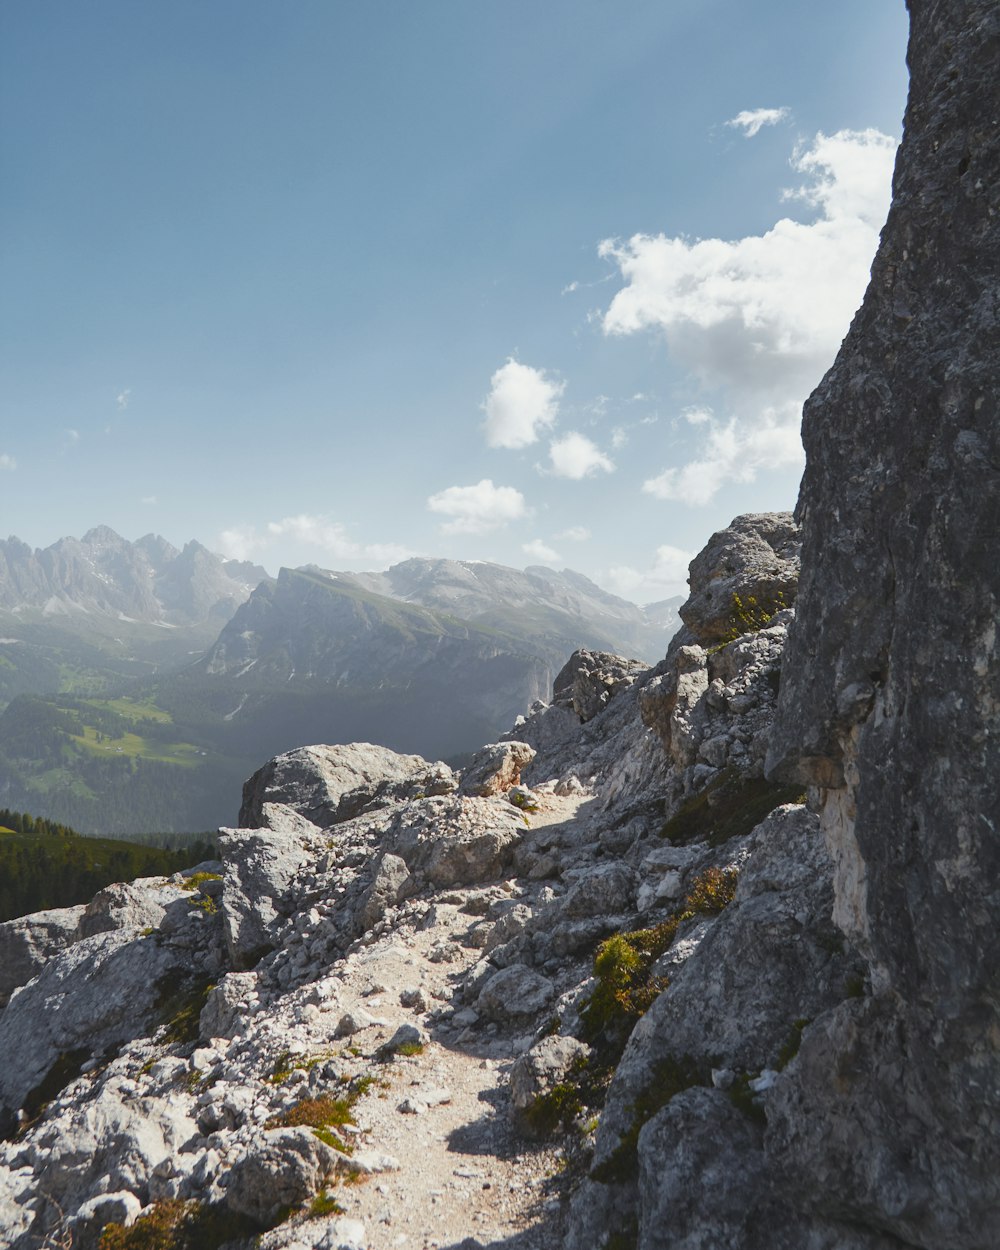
[581,866,739,1046]
[708,591,788,653]
[308,1191,346,1219]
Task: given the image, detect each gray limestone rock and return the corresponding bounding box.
[225,1127,346,1224]
[239,742,456,829]
[509,1035,590,1138]
[458,741,535,797]
[761,1,1000,1244]
[355,853,418,933]
[679,512,800,647]
[78,877,184,939]
[552,649,650,723]
[217,825,317,968]
[477,965,554,1023]
[0,906,85,1007]
[0,926,217,1135]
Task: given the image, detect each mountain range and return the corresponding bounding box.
[0,529,680,834]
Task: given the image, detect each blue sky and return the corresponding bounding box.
[1,1,910,602]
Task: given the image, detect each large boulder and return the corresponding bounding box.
[679,513,800,647]
[239,742,456,829]
[457,741,535,797]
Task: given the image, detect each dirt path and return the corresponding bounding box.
[307,795,585,1249]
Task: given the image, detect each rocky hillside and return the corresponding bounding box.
[0,511,826,1250]
[1,4,995,1246]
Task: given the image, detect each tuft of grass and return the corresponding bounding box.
[308,1191,346,1219]
[154,973,215,1047]
[707,591,789,653]
[179,872,222,892]
[268,1050,332,1085]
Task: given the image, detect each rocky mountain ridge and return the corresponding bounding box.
[0,527,267,628]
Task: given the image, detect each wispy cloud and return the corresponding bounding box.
[482,359,563,449]
[60,428,80,454]
[427,479,528,534]
[604,543,694,602]
[556,525,590,542]
[141,495,158,505]
[726,107,790,138]
[219,514,414,568]
[548,432,615,480]
[599,126,897,505]
[0,454,16,472]
[522,538,560,564]
[116,388,131,411]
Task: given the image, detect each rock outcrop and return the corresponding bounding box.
[762,0,1000,1243]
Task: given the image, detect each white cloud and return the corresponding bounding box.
[141,495,158,505]
[726,107,790,138]
[556,526,591,542]
[116,388,131,411]
[605,543,694,602]
[600,126,897,504]
[643,409,803,505]
[220,514,413,568]
[427,479,528,534]
[60,428,80,453]
[482,359,563,449]
[548,432,615,480]
[0,454,16,471]
[522,539,560,564]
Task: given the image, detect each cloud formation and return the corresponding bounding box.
[482,359,563,449]
[220,514,413,568]
[427,479,528,535]
[556,525,591,542]
[726,107,790,137]
[548,432,615,480]
[605,543,694,602]
[600,126,897,505]
[116,389,131,411]
[522,538,560,564]
[0,454,16,471]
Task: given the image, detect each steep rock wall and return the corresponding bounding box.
[767,0,1000,1243]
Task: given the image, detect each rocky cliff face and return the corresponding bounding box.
[764,0,1000,1243]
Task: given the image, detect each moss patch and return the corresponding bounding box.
[99,1199,260,1250]
[591,1055,706,1185]
[154,973,215,1046]
[661,769,805,848]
